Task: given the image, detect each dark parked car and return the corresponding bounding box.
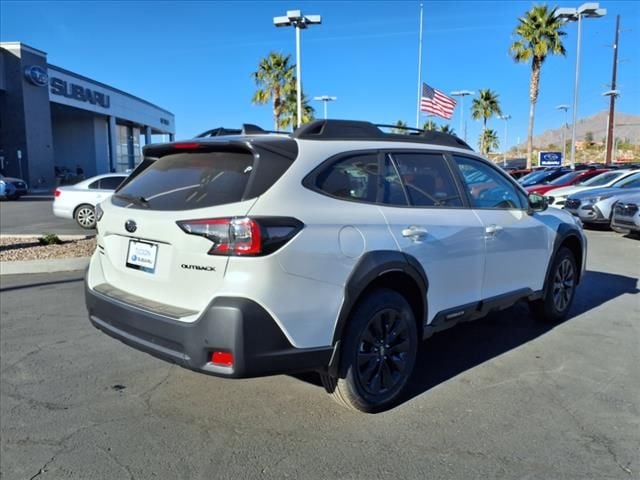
[518,168,571,188]
[0,174,28,199]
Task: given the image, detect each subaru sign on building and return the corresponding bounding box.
[539,151,563,167]
[0,42,175,190]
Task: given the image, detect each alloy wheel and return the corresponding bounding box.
[552,258,575,312]
[356,308,411,396]
[77,207,96,228]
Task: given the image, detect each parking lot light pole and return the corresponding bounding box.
[556,104,569,165]
[313,95,337,119]
[556,3,607,169]
[451,90,474,142]
[499,115,511,164]
[274,10,322,128]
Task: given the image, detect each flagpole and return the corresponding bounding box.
[415,3,424,128]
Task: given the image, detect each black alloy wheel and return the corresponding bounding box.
[355,308,412,396]
[321,288,418,413]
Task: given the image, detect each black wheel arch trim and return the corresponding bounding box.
[328,250,428,375]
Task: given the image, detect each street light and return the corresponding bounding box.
[499,115,511,164]
[450,90,474,142]
[556,2,606,169]
[274,10,322,128]
[313,95,337,119]
[556,104,569,165]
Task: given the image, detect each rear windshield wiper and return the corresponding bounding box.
[113,193,149,208]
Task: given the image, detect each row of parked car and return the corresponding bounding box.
[509,165,640,235]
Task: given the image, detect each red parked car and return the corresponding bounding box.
[526,169,611,195]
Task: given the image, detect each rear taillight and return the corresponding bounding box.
[54,189,61,197]
[176,217,303,256]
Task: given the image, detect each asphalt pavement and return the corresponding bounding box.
[0,230,638,479]
[0,198,92,235]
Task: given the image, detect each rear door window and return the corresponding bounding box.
[112,149,254,210]
[390,152,463,207]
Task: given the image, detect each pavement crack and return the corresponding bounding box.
[28,454,57,480]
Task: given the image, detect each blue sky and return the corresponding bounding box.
[2,0,639,150]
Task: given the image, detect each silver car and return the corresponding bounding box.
[611,193,640,234]
[564,172,640,226]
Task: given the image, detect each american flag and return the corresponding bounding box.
[420,83,456,119]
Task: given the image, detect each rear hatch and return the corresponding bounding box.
[95,139,296,315]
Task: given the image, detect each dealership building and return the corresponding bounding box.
[0,42,175,190]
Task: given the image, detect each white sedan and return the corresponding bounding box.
[53,173,128,229]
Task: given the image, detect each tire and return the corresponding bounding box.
[530,246,577,323]
[74,204,96,229]
[321,288,418,413]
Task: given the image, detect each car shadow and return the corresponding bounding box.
[0,277,84,293]
[291,269,639,409]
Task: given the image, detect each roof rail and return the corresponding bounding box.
[195,124,287,138]
[292,119,473,150]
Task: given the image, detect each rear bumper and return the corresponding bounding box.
[52,203,73,219]
[85,282,332,378]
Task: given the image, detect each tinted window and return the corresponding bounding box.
[616,172,640,188]
[453,156,524,209]
[391,153,462,207]
[381,155,408,206]
[583,171,624,186]
[316,153,381,203]
[549,171,581,185]
[100,176,126,190]
[88,180,101,189]
[112,149,254,210]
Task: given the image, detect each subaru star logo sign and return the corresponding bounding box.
[125,220,137,233]
[23,65,49,87]
[539,151,563,167]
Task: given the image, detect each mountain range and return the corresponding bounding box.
[518,111,640,149]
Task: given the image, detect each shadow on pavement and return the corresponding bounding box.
[292,269,639,408]
[0,277,84,293]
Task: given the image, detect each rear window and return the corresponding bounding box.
[112,149,254,210]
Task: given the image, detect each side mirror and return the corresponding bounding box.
[528,192,548,213]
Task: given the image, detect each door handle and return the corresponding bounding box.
[484,224,504,237]
[402,226,428,240]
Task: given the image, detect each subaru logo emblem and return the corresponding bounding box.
[24,65,49,87]
[125,220,137,233]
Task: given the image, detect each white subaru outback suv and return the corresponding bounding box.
[86,120,587,412]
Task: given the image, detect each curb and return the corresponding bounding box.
[0,257,90,276]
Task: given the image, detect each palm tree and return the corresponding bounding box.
[279,86,315,130]
[393,120,408,134]
[471,89,502,155]
[511,5,566,168]
[479,129,500,153]
[251,52,295,130]
[422,119,437,131]
[438,124,455,135]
